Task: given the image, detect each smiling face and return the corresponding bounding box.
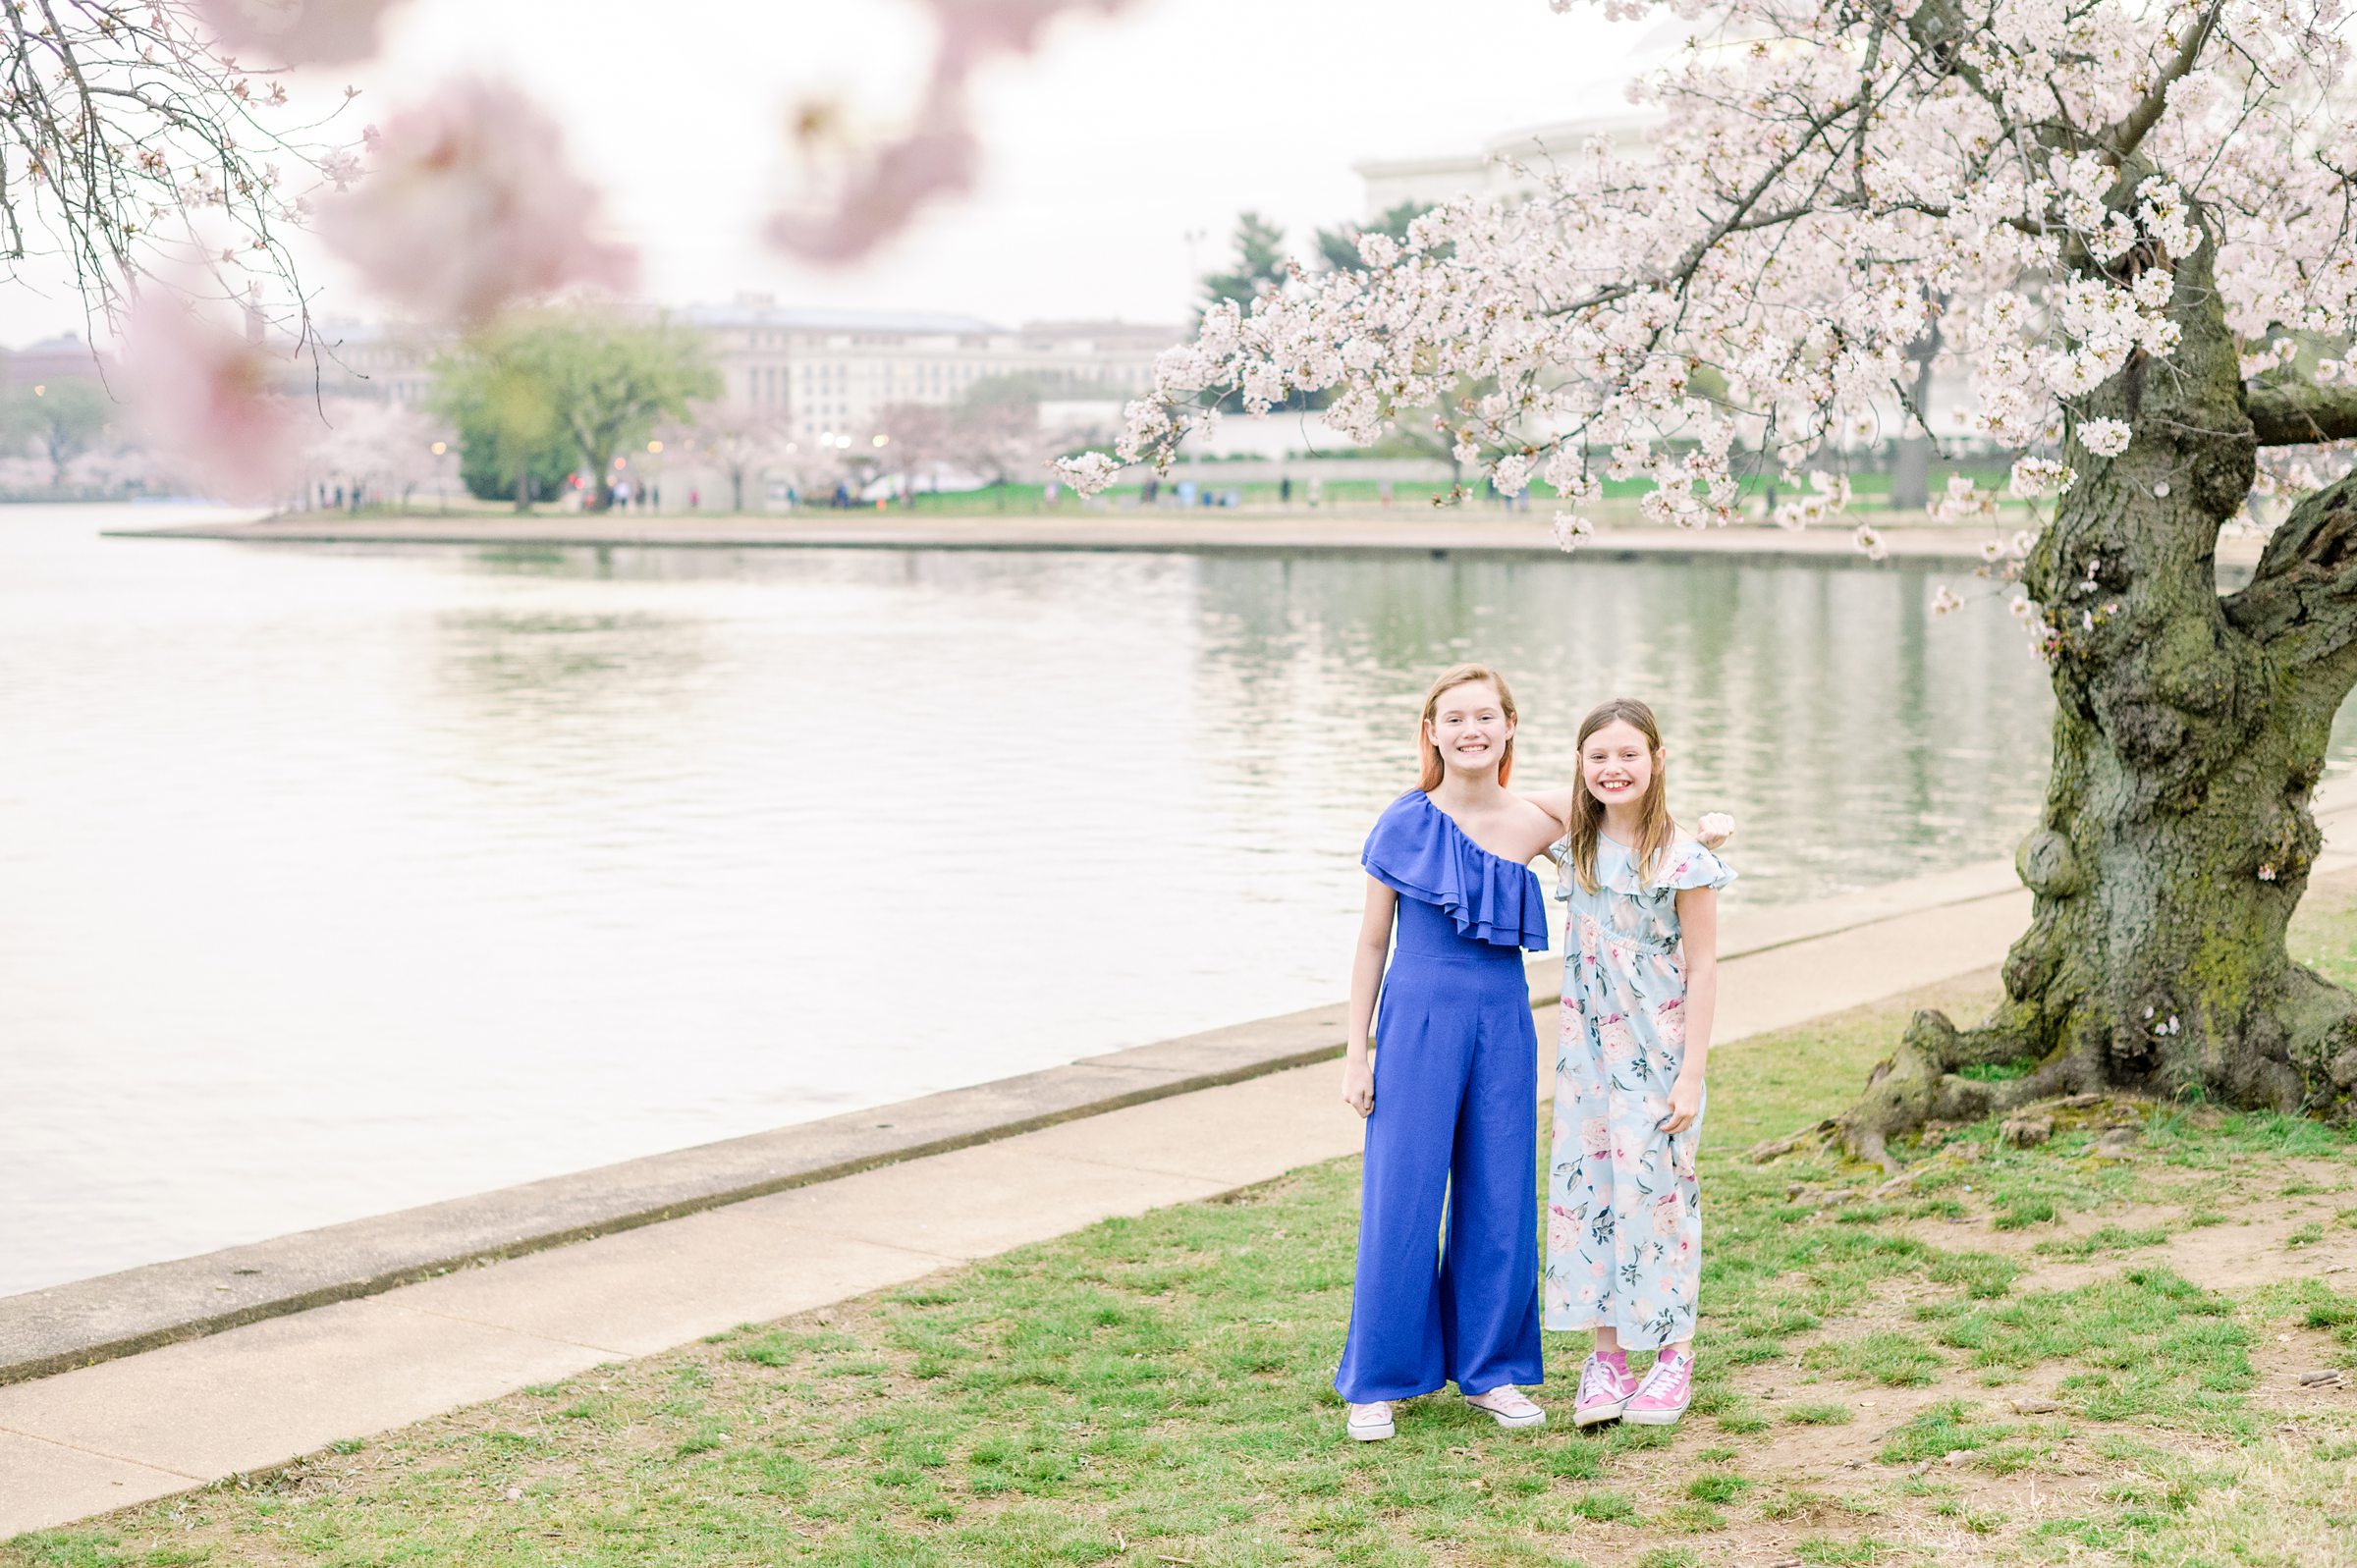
[1581,718,1660,811]
[1424,679,1514,781]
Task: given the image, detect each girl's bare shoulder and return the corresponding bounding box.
[1502,791,1572,858]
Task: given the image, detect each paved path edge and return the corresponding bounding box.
[0,1008,1369,1386]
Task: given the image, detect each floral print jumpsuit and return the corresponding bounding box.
[1543,835,1735,1349]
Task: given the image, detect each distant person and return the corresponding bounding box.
[688,485,700,510]
[832,481,850,509]
[1044,479,1062,508]
[1280,475,1293,505]
[1141,476,1159,506]
[1379,478,1394,508]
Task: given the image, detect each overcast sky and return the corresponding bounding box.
[0,0,1658,347]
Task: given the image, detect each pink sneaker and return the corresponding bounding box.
[1624,1349,1694,1426]
[1573,1350,1636,1428]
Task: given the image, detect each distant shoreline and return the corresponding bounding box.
[106,508,2259,569]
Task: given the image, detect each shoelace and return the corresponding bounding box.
[1579,1358,1625,1404]
[1637,1356,1691,1403]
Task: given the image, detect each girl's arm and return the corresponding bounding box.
[1661,887,1718,1135]
[1343,876,1398,1117]
[1514,784,1576,826]
[1518,794,1737,852]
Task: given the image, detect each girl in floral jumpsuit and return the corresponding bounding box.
[1544,697,1733,1428]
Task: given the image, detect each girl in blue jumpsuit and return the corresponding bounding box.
[1334,664,1555,1439]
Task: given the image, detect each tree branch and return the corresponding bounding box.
[2110,3,2223,165]
[2222,470,2357,676]
[2248,383,2357,446]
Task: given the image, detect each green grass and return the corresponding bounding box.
[2033,1224,2174,1259]
[883,465,2024,518]
[1784,1402,1855,1426]
[17,892,2357,1565]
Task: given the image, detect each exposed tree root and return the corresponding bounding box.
[1826,1006,2081,1173]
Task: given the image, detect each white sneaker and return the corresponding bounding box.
[1345,1400,1396,1440]
[1465,1385,1547,1429]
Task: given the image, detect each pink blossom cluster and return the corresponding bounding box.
[769,0,1139,262]
[193,0,414,67]
[315,79,634,322]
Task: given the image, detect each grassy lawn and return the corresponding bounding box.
[876,469,2030,518]
[15,894,2357,1566]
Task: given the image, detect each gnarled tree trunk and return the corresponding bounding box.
[1838,228,2357,1169]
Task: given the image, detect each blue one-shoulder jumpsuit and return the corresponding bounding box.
[1334,789,1547,1402]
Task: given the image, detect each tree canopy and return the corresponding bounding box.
[1199,212,1289,319]
[0,381,115,488]
[434,312,719,511]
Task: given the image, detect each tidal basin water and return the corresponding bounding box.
[0,505,2159,1295]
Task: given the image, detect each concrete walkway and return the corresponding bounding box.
[103,509,2275,570]
[8,784,2357,1537]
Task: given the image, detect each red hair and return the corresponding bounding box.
[1416,664,1518,790]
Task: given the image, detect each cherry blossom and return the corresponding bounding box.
[2077,419,2134,459]
[769,0,1137,264]
[120,297,308,502]
[194,0,415,68]
[315,79,635,322]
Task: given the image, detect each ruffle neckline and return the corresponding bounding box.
[1583,835,1737,900]
[1361,790,1550,951]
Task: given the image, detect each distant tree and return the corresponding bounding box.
[1313,201,1429,274]
[874,401,959,495]
[1887,302,1947,514]
[433,333,572,511]
[685,406,795,512]
[948,376,1049,487]
[0,381,115,488]
[1199,211,1288,318]
[303,400,449,511]
[436,312,720,512]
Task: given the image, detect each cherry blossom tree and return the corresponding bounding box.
[0,379,116,486]
[0,4,364,338]
[684,405,796,513]
[301,395,444,508]
[1060,0,2357,1152]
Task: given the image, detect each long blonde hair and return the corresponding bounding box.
[1564,696,1674,892]
[1416,663,1518,791]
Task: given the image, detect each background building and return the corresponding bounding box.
[306,302,1173,437]
[685,299,1172,442]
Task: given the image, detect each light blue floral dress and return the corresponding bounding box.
[1544,834,1735,1349]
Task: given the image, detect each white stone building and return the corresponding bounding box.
[303,303,1173,447]
[684,299,1172,442]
